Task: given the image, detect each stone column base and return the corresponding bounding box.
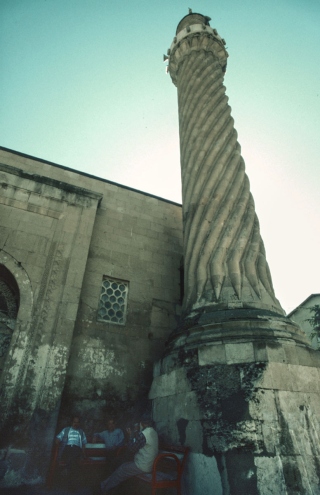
[150,325,320,494]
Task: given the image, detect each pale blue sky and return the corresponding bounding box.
[1,0,319,313]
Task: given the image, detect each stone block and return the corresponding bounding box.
[65,303,80,321]
[152,420,168,441]
[152,396,169,421]
[198,344,227,365]
[105,216,126,229]
[184,453,223,495]
[28,192,50,208]
[33,235,50,254]
[10,188,30,204]
[149,221,167,234]
[46,340,71,368]
[0,226,9,248]
[63,285,80,304]
[253,342,268,362]
[174,391,201,420]
[269,362,294,391]
[153,359,161,378]
[296,346,318,367]
[225,342,254,364]
[164,417,180,445]
[5,230,34,250]
[65,266,85,290]
[255,456,287,494]
[80,217,97,237]
[185,420,203,453]
[277,390,308,425]
[5,247,29,263]
[249,389,278,422]
[145,196,159,206]
[139,250,153,262]
[10,209,28,229]
[0,207,14,229]
[257,363,291,391]
[261,422,279,454]
[110,250,130,268]
[149,368,191,399]
[103,207,123,221]
[160,352,180,374]
[113,227,135,241]
[23,264,41,285]
[92,220,114,235]
[150,307,170,327]
[17,212,54,232]
[266,343,287,363]
[282,344,299,365]
[113,219,136,237]
[288,364,320,393]
[140,221,160,239]
[26,252,47,268]
[105,239,133,256]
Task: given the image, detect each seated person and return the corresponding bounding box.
[100,413,158,494]
[93,417,124,451]
[55,415,87,490]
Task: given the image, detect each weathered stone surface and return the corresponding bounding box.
[198,343,226,365]
[0,146,184,486]
[152,349,320,494]
[168,14,283,319]
[149,368,191,399]
[183,452,223,495]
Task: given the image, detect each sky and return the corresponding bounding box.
[1,0,319,314]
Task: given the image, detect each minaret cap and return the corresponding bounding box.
[176,13,211,35]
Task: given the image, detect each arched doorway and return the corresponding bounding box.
[0,264,20,375]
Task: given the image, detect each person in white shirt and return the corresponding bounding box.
[100,413,158,494]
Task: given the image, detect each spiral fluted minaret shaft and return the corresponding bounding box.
[168,14,284,318]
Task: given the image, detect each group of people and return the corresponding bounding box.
[55,413,158,493]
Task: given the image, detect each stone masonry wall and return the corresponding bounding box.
[62,184,183,434]
[0,157,102,483]
[0,148,183,483]
[150,340,320,495]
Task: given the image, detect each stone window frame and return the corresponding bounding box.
[97,276,129,326]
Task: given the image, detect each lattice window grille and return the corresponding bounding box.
[97,278,128,325]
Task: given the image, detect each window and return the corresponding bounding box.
[97,277,128,325]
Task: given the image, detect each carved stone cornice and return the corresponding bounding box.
[168,21,228,86]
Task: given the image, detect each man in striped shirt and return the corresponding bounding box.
[55,415,87,490]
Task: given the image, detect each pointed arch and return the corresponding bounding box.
[0,251,33,421]
[0,264,20,374]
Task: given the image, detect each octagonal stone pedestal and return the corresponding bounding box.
[150,315,320,495]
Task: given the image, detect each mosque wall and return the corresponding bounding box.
[0,147,183,485]
[61,168,183,433]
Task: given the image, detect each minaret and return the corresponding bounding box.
[170,13,282,319]
[150,12,320,495]
[163,11,308,350]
